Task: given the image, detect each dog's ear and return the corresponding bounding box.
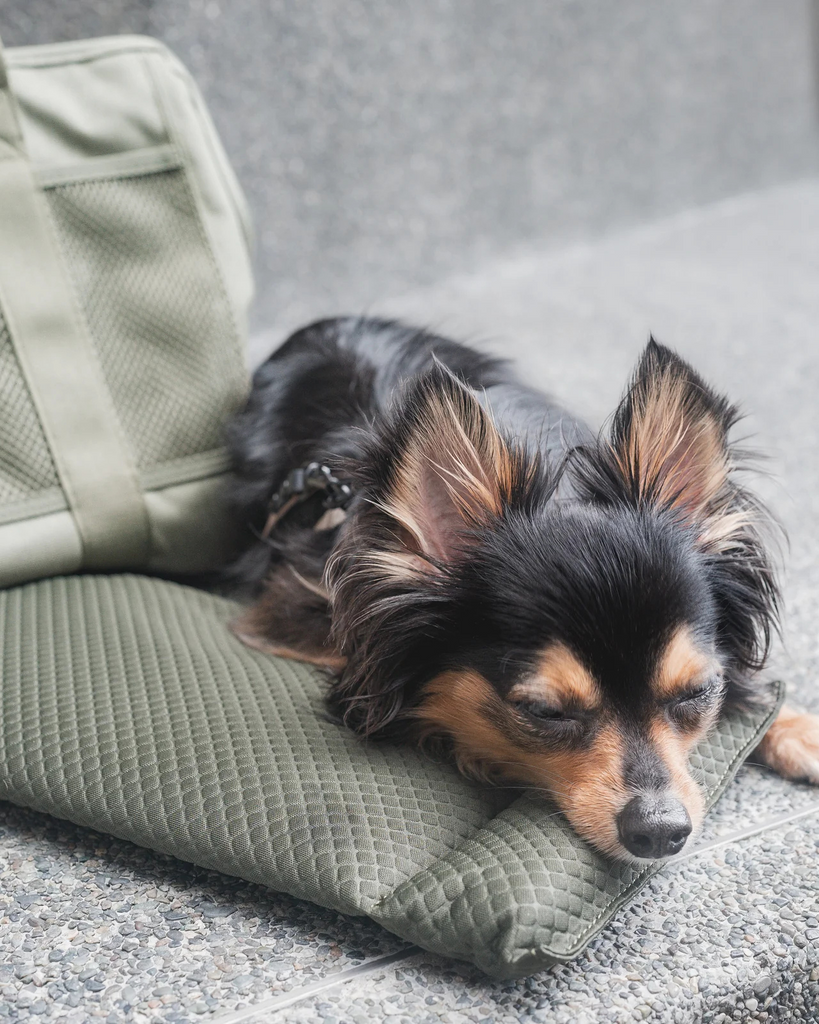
[578,339,740,538]
[611,338,736,524]
[374,366,521,567]
[325,367,541,737]
[572,339,779,686]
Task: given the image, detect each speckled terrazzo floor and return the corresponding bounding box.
[3,179,819,1022]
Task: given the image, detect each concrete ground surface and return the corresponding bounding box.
[3,179,819,1022]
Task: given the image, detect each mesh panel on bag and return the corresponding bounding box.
[46,170,247,472]
[0,309,62,508]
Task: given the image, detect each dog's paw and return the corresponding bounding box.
[756,705,819,784]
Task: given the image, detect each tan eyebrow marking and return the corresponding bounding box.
[654,627,720,700]
[507,643,601,710]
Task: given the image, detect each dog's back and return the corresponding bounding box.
[226,316,585,590]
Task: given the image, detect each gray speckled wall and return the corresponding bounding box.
[3,1,819,331]
[1,0,148,43]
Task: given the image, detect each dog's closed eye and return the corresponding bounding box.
[668,681,718,705]
[516,701,570,721]
[514,701,582,726]
[664,677,723,731]
[673,685,709,703]
[509,701,595,747]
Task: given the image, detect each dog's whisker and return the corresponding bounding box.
[741,759,782,776]
[492,781,571,797]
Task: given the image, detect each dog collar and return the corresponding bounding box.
[261,462,354,538]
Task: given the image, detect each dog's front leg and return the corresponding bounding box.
[755,704,819,784]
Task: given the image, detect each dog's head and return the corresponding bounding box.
[326,339,779,862]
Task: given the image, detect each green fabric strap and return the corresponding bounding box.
[0,36,150,568]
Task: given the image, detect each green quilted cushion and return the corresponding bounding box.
[0,574,781,978]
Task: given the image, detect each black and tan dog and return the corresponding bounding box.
[226,316,819,862]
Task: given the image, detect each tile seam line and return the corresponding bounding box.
[208,949,420,1024]
[209,799,819,1023]
[673,799,819,864]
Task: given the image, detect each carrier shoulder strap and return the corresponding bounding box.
[0,35,150,568]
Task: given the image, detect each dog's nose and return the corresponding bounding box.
[616,795,692,859]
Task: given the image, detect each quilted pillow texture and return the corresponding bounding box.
[0,575,781,978]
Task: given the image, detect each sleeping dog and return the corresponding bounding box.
[225,316,819,862]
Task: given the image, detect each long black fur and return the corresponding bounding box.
[226,317,779,738]
[224,317,510,595]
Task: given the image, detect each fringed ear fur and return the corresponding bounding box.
[613,338,737,521]
[575,338,752,547]
[232,563,345,670]
[325,366,542,736]
[572,338,780,682]
[374,366,527,567]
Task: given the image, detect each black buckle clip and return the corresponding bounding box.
[261,462,355,538]
[269,462,354,514]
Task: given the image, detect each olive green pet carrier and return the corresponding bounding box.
[0,34,782,980]
[0,33,252,587]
